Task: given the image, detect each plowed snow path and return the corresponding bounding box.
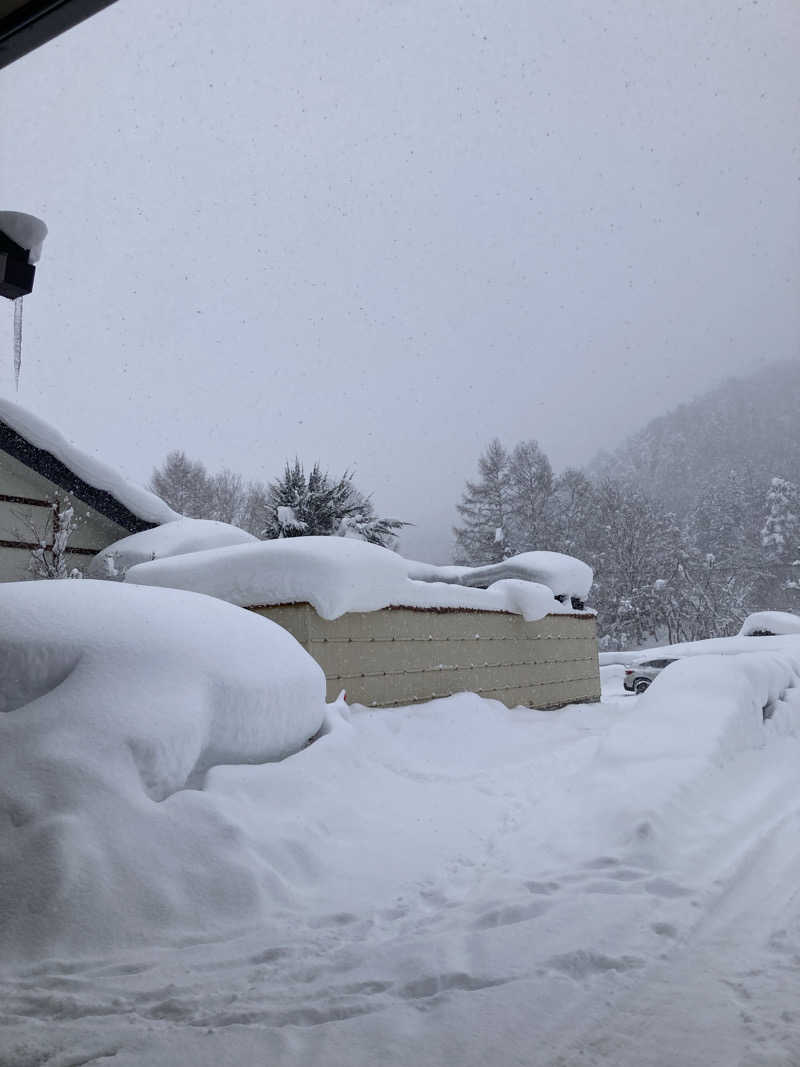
[3,661,800,1067]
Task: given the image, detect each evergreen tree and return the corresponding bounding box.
[506,440,556,551]
[262,460,407,547]
[453,439,512,564]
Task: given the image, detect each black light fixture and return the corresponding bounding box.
[0,229,36,300]
[0,212,47,300]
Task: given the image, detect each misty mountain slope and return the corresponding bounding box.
[592,361,800,516]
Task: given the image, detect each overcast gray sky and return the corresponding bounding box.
[1,0,798,560]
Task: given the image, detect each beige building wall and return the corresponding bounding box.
[249,603,601,710]
[0,450,131,581]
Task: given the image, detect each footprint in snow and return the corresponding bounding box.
[473,899,551,930]
[546,949,644,980]
[643,877,693,898]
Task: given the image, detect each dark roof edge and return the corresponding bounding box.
[0,0,118,70]
[0,419,156,533]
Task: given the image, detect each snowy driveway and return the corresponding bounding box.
[4,660,800,1066]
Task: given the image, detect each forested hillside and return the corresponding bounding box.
[454,362,800,648]
[592,361,800,516]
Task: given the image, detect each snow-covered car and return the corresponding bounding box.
[623,657,679,694]
[738,611,800,638]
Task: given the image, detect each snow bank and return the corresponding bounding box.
[0,397,178,526]
[738,610,800,637]
[582,649,800,857]
[124,536,579,621]
[5,611,800,1063]
[0,580,325,959]
[408,550,593,601]
[87,517,258,578]
[599,629,800,668]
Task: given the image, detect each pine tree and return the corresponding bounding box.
[506,440,556,551]
[453,439,512,565]
[262,460,407,547]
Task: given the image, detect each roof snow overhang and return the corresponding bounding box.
[0,0,117,69]
[0,417,156,532]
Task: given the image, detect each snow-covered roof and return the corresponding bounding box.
[0,397,179,530]
[87,517,258,577]
[124,536,591,621]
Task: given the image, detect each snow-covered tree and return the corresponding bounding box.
[550,468,598,561]
[585,481,684,648]
[262,460,407,547]
[453,439,513,564]
[149,451,270,536]
[761,477,800,562]
[149,450,209,517]
[506,440,557,551]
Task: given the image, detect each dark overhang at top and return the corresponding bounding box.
[0,418,156,533]
[0,0,118,70]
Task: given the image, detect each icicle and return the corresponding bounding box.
[13,295,23,391]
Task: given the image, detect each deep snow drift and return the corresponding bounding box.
[0,580,325,960]
[124,535,588,621]
[88,517,258,578]
[4,612,800,1065]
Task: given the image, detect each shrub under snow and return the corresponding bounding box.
[0,580,325,959]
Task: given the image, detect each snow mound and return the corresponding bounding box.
[87,517,258,578]
[0,397,179,526]
[586,649,800,847]
[738,611,800,637]
[124,536,580,621]
[0,580,325,959]
[408,550,593,601]
[599,629,800,668]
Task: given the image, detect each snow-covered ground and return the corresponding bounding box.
[4,595,800,1065]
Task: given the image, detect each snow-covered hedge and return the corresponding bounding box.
[0,580,325,959]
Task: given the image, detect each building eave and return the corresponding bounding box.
[0,417,156,533]
[0,0,118,70]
